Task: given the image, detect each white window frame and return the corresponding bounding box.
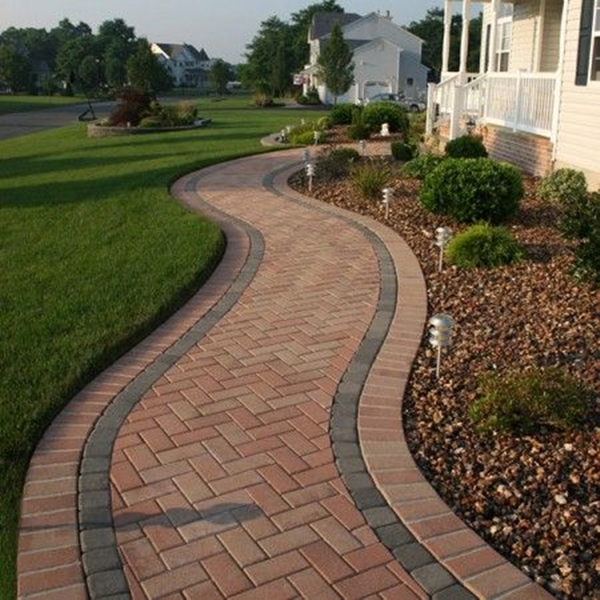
[496,17,512,72]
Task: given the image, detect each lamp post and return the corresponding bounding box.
[306,163,315,192]
[382,187,392,220]
[434,226,452,272]
[428,313,454,379]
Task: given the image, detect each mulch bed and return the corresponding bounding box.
[288,152,599,599]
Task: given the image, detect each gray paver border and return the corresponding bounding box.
[264,162,476,599]
[78,172,266,599]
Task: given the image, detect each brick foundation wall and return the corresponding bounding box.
[476,125,553,177]
[432,121,554,178]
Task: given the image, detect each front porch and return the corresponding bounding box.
[426,0,566,163]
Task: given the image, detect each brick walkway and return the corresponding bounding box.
[17,149,553,599]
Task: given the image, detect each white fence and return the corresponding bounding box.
[429,71,558,139]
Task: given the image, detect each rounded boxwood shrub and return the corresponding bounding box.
[536,168,587,206]
[445,223,524,268]
[391,141,415,161]
[402,153,445,180]
[445,134,488,158]
[347,123,371,140]
[330,103,356,125]
[470,367,592,434]
[362,102,409,137]
[420,158,524,224]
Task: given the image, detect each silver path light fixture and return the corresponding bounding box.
[428,313,454,379]
[381,187,392,220]
[306,163,315,192]
[434,226,452,272]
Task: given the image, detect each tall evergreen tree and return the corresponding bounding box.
[316,22,353,105]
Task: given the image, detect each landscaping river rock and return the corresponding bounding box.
[288,165,599,599]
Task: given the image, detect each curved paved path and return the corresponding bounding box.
[17,149,553,599]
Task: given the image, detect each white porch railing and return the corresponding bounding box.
[427,71,559,140]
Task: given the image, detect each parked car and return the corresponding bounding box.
[365,92,425,112]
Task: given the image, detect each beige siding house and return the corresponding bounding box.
[427,0,600,188]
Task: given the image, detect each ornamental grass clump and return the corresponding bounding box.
[470,368,593,434]
[445,223,524,268]
[315,147,360,182]
[420,157,524,224]
[350,159,392,199]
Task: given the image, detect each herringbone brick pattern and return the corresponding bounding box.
[110,154,426,599]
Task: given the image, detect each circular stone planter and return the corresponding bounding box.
[87,119,211,138]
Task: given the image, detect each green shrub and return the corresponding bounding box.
[330,103,356,125]
[445,135,488,158]
[420,158,524,224]
[317,115,332,129]
[254,93,274,107]
[402,153,445,180]
[407,111,426,146]
[289,130,319,145]
[470,368,592,434]
[445,223,524,268]
[347,123,371,140]
[316,147,361,181]
[351,160,392,199]
[288,120,328,145]
[537,169,599,285]
[363,102,409,137]
[536,168,588,205]
[297,88,321,105]
[568,191,600,286]
[391,142,415,161]
[107,88,153,126]
[138,116,165,128]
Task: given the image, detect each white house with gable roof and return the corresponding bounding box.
[299,11,428,105]
[150,43,212,88]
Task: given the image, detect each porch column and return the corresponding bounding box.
[459,0,471,78]
[488,0,501,72]
[442,0,453,76]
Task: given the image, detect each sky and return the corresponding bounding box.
[1,0,445,64]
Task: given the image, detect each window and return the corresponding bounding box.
[576,0,595,85]
[496,19,512,72]
[592,0,600,80]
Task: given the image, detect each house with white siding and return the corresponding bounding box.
[427,0,600,188]
[150,43,212,89]
[299,11,428,105]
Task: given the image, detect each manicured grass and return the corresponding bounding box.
[0,94,87,115]
[0,98,327,598]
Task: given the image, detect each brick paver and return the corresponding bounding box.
[16,148,554,600]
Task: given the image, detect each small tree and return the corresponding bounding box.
[316,22,354,105]
[209,59,233,94]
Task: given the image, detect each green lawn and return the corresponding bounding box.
[0,97,327,599]
[0,94,88,115]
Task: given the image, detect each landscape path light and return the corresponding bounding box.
[381,187,393,221]
[303,148,310,166]
[313,130,321,145]
[280,128,287,143]
[428,313,454,379]
[434,226,452,272]
[359,139,366,155]
[306,162,315,192]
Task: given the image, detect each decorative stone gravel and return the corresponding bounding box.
[289,162,599,600]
